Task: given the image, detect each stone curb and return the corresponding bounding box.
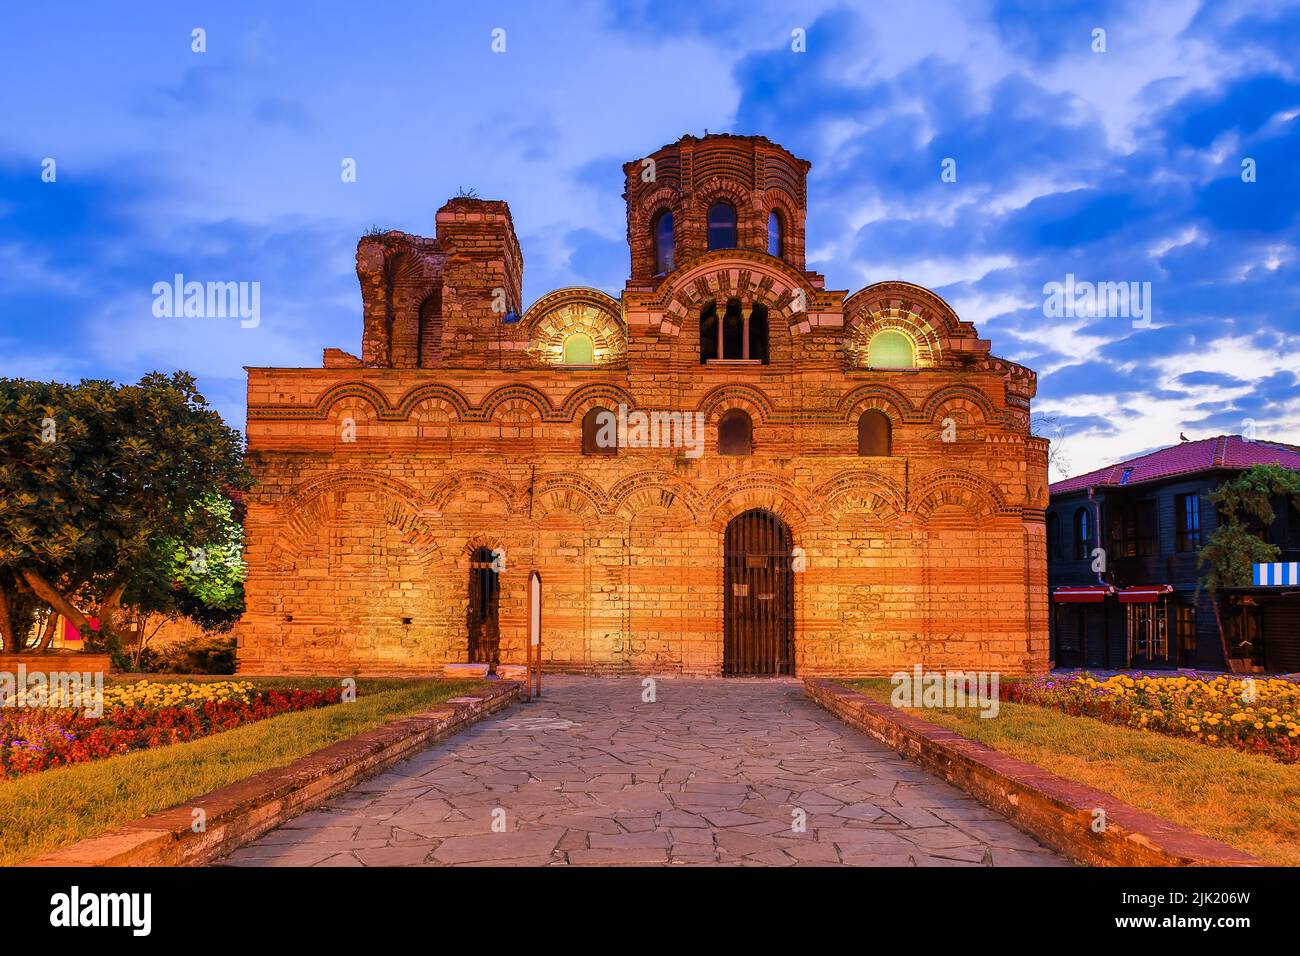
[20,681,521,867]
[804,678,1262,867]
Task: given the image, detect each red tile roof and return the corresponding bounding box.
[1050,435,1300,495]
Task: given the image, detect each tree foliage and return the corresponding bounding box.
[124,492,246,666]
[1199,464,1300,594]
[1198,463,1300,666]
[0,373,251,655]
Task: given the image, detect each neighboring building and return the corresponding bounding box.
[1047,436,1300,672]
[237,133,1049,677]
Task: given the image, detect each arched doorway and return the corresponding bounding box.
[467,546,500,669]
[724,509,794,675]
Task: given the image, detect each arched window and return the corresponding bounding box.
[707,202,737,250]
[701,300,769,364]
[867,330,915,369]
[718,409,753,456]
[1047,512,1061,562]
[582,407,617,456]
[857,410,892,456]
[563,333,594,366]
[767,210,783,257]
[653,210,674,275]
[1072,507,1092,561]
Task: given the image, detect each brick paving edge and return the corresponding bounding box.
[19,681,521,867]
[804,678,1261,867]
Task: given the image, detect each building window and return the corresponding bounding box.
[718,409,752,456]
[1174,604,1196,653]
[653,210,674,275]
[581,407,617,456]
[1072,507,1092,561]
[867,330,915,369]
[1110,499,1158,557]
[707,202,737,250]
[563,333,594,366]
[700,300,768,363]
[767,210,783,257]
[1175,492,1201,551]
[1047,512,1061,562]
[857,410,891,456]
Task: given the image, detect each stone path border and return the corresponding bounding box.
[805,679,1261,867]
[19,681,519,867]
[220,676,1069,867]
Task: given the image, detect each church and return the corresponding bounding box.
[237,133,1050,677]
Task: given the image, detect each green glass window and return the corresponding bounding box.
[867,331,914,368]
[563,333,594,365]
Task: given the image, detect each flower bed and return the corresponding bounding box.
[1003,673,1300,762]
[1,680,342,777]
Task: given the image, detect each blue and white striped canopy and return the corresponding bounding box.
[1254,562,1300,586]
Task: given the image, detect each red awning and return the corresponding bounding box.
[1118,585,1174,603]
[1053,586,1115,603]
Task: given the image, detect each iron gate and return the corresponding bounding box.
[467,546,500,666]
[724,509,794,675]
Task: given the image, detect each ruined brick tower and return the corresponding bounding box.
[238,133,1050,676]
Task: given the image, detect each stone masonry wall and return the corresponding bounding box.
[238,133,1049,678]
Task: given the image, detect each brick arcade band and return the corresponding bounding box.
[237,133,1050,677]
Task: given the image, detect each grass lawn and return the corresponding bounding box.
[0,677,484,866]
[847,679,1300,866]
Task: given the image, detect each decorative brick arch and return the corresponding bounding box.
[521,287,626,368]
[406,396,458,427]
[427,470,520,515]
[846,281,968,335]
[393,383,472,420]
[838,384,915,424]
[910,469,1010,521]
[921,385,1001,426]
[475,384,554,423]
[696,178,754,244]
[492,397,543,445]
[656,251,816,336]
[277,470,427,516]
[267,472,441,571]
[706,472,811,534]
[844,299,943,369]
[815,470,905,521]
[761,187,804,267]
[458,535,508,566]
[558,382,638,420]
[633,186,683,233]
[628,185,683,278]
[312,382,391,421]
[326,395,378,445]
[698,383,777,424]
[530,472,608,520]
[608,471,703,522]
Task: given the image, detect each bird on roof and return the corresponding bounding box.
[1179,432,1189,442]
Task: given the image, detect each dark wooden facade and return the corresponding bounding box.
[1047,469,1300,672]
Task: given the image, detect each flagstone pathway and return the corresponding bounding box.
[218,676,1069,867]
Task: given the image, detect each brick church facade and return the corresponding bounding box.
[237,133,1050,677]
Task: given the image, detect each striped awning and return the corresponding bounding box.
[1254,562,1300,586]
[1053,585,1115,603]
[1118,584,1174,603]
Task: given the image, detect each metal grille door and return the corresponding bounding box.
[467,547,500,666]
[724,509,794,675]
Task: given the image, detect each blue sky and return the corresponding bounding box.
[1,0,1297,478]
